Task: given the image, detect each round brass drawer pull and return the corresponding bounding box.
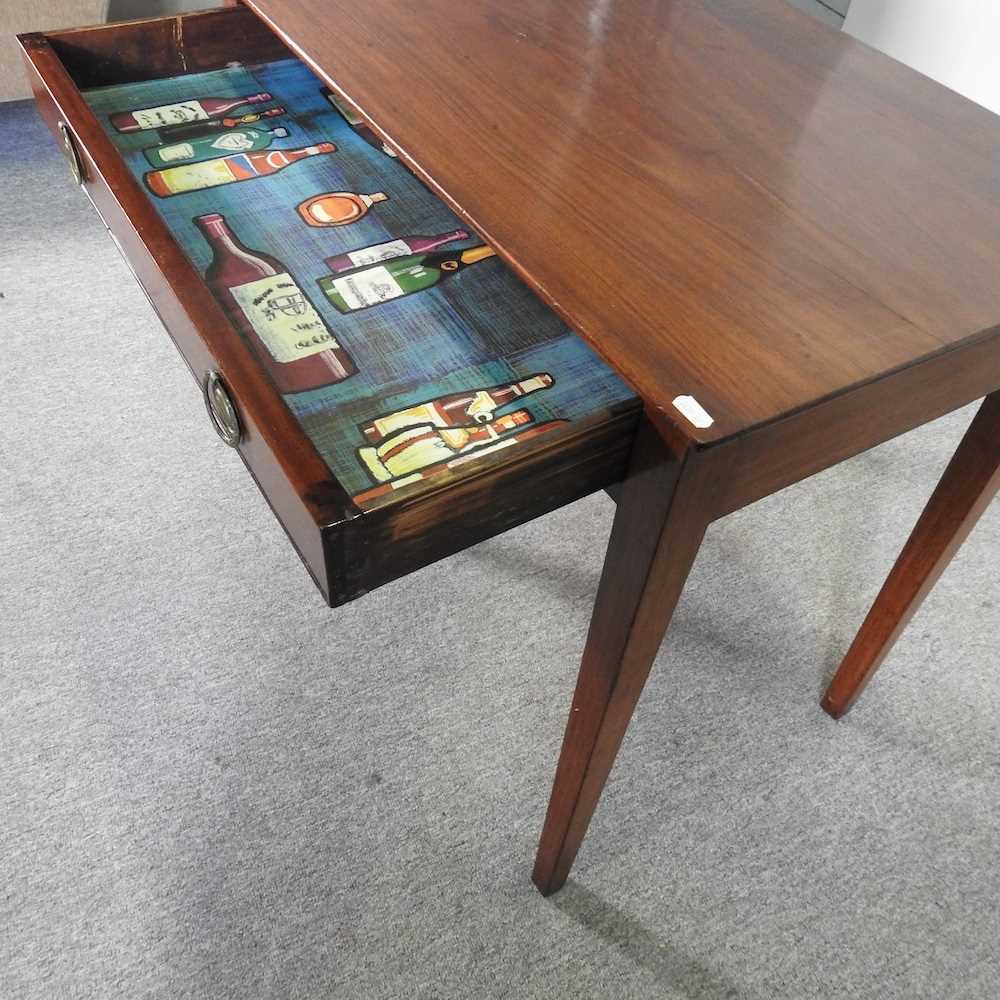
[203,371,241,447]
[58,122,84,186]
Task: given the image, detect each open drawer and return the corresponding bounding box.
[19,5,639,607]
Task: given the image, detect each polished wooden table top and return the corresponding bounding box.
[245,0,1000,443]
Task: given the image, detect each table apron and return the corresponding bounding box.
[700,331,1000,520]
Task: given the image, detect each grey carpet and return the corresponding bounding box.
[1,97,997,1000]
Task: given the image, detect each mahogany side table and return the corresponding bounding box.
[240,0,1000,893]
[23,0,1000,893]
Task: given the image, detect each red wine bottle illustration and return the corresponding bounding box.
[110,92,272,133]
[195,213,356,394]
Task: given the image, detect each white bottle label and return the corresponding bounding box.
[370,402,440,439]
[157,142,195,162]
[347,239,411,267]
[132,101,209,130]
[210,132,255,152]
[230,273,338,363]
[153,158,236,194]
[515,375,550,395]
[331,265,405,310]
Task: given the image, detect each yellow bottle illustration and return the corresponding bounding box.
[358,410,534,483]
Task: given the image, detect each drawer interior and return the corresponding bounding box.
[23,5,639,604]
[60,9,636,512]
[43,6,295,88]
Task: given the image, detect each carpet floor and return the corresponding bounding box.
[1,97,997,1000]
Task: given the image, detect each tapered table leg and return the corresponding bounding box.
[823,391,1000,719]
[532,419,713,895]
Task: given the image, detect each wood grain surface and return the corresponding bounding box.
[243,0,1000,443]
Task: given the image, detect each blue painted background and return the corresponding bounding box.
[83,58,636,499]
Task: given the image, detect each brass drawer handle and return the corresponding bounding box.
[203,371,241,447]
[58,121,84,185]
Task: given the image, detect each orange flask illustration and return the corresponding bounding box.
[297,191,389,227]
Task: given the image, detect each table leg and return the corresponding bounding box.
[822,391,1000,719]
[532,419,713,895]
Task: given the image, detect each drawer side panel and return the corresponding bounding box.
[20,32,347,602]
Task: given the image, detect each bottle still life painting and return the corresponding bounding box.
[82,54,637,510]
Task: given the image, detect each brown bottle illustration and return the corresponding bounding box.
[352,420,570,506]
[358,410,535,483]
[359,374,555,444]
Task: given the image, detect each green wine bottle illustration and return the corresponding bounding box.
[317,245,497,313]
[143,125,290,167]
